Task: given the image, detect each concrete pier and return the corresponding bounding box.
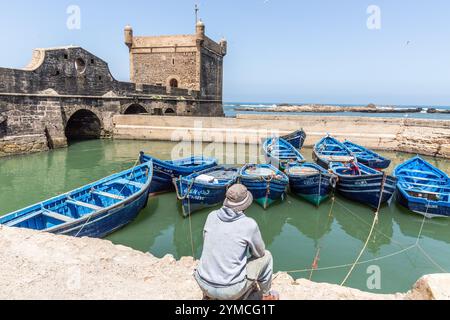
[113,114,450,158]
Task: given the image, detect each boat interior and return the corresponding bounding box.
[397,168,450,202]
[244,166,277,177]
[331,162,378,177]
[267,139,303,161]
[193,168,239,184]
[0,165,150,231]
[287,163,326,177]
[317,139,353,158]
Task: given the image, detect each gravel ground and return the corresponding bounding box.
[0,225,445,300]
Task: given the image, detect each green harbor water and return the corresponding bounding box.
[1,139,450,294]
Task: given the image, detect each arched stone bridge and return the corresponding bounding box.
[0,46,223,156]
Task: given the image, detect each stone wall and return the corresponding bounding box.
[0,46,199,99]
[0,45,225,158]
[112,114,450,158]
[0,134,48,157]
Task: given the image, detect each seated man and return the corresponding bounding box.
[194,184,279,300]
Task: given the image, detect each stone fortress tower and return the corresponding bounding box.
[124,20,227,102]
[0,18,227,157]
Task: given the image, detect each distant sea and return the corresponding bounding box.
[224,102,450,120]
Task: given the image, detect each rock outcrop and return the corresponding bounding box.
[0,226,449,300]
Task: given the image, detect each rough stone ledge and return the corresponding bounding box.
[0,225,448,300]
[0,134,49,157]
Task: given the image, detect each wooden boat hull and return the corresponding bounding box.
[358,158,391,171]
[396,188,450,218]
[343,141,391,170]
[394,156,450,218]
[313,149,331,169]
[46,190,149,238]
[140,153,218,194]
[174,167,239,217]
[336,175,397,208]
[287,163,334,206]
[0,162,153,238]
[239,164,289,209]
[282,130,306,149]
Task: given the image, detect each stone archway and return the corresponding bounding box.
[65,109,102,142]
[169,78,178,88]
[0,116,6,138]
[124,104,148,115]
[164,107,176,116]
[166,75,181,89]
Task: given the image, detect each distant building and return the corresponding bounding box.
[124,20,227,102]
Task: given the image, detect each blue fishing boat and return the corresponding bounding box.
[263,137,305,171]
[0,161,153,238]
[239,164,289,209]
[286,162,335,206]
[329,161,397,208]
[343,140,391,170]
[139,152,218,194]
[173,166,239,217]
[313,135,356,169]
[394,156,450,218]
[282,129,307,150]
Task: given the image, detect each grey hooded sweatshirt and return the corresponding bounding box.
[196,207,266,287]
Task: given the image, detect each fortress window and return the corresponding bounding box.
[91,59,95,64]
[172,58,175,65]
[64,54,68,59]
[169,78,178,88]
[75,58,86,74]
[98,76,102,81]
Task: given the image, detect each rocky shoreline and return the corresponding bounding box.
[234,104,449,114]
[0,225,449,300]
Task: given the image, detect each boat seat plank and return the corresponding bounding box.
[397,169,441,177]
[66,200,102,211]
[4,210,43,227]
[400,181,450,190]
[111,178,145,189]
[92,190,125,201]
[43,210,75,223]
[405,188,450,196]
[398,176,447,183]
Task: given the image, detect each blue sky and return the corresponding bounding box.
[0,0,450,105]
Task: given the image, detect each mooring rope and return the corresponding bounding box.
[280,189,449,280]
[187,195,196,259]
[334,198,405,247]
[417,245,448,272]
[339,173,386,286]
[414,202,448,273]
[174,176,195,201]
[283,245,416,274]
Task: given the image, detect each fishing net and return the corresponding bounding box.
[288,166,319,176]
[245,167,275,177]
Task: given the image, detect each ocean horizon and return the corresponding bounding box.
[224,102,450,119]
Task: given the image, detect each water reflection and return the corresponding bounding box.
[393,203,450,245]
[333,196,394,254]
